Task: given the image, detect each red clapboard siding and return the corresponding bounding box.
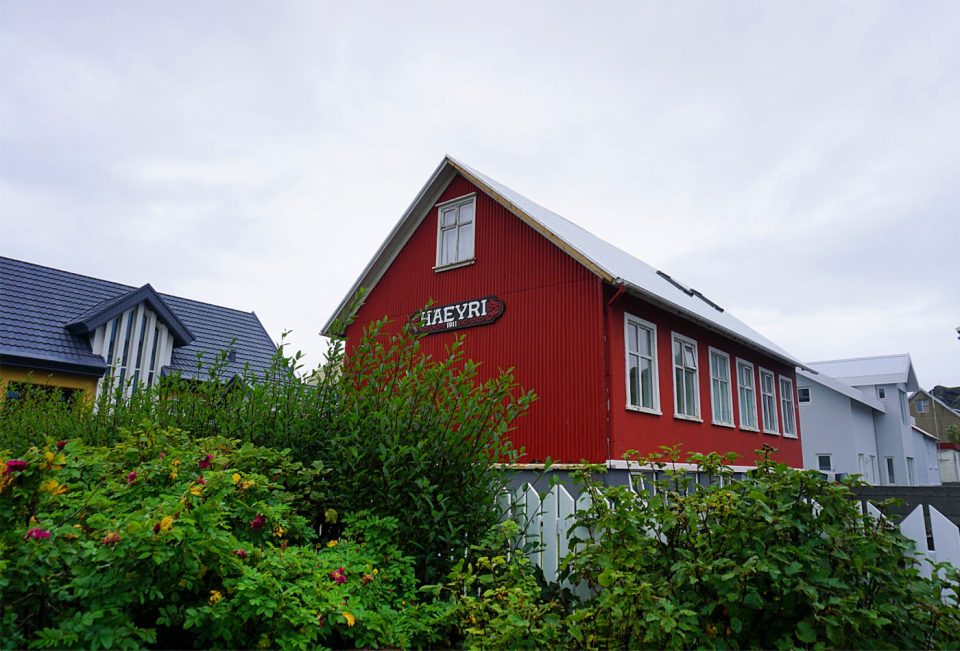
[346,174,609,463]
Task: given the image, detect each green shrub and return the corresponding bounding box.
[0,424,446,649]
[1,320,535,586]
[430,519,566,650]
[562,448,960,649]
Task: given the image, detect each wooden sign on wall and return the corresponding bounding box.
[411,296,505,334]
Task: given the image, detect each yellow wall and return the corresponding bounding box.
[0,366,99,405]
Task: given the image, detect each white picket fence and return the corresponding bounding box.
[502,482,960,584]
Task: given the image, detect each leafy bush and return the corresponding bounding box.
[1,320,535,586]
[0,424,447,649]
[562,448,960,649]
[430,519,566,650]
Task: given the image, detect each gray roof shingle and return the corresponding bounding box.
[0,256,277,380]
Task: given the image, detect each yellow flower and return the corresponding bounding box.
[327,540,338,548]
[372,568,379,575]
[342,611,356,627]
[209,590,223,606]
[40,479,67,495]
[169,469,179,480]
[231,473,241,483]
[189,485,203,496]
[240,480,254,491]
[159,516,174,533]
[274,526,286,538]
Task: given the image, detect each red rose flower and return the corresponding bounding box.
[198,454,213,469]
[196,475,206,485]
[250,513,265,530]
[25,528,50,540]
[127,471,137,484]
[56,440,68,450]
[234,548,248,559]
[5,459,27,474]
[102,532,121,546]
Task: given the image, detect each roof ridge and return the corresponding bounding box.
[810,353,910,365]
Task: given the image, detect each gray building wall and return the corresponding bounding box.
[798,379,879,483]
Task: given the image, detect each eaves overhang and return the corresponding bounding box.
[0,349,108,378]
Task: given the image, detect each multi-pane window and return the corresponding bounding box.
[625,315,658,412]
[759,368,779,434]
[797,386,811,404]
[708,348,733,425]
[436,196,476,267]
[916,399,929,413]
[737,359,758,430]
[672,333,699,419]
[817,454,832,472]
[779,376,797,437]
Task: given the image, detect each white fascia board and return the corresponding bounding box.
[798,368,886,412]
[606,459,759,473]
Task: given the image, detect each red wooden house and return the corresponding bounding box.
[323,157,805,468]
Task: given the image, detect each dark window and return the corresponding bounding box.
[797,387,811,403]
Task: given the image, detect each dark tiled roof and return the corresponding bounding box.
[0,256,278,380]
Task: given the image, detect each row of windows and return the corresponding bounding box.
[818,453,920,486]
[625,314,798,437]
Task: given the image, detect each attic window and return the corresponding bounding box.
[435,195,475,269]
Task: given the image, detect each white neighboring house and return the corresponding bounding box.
[797,354,941,486]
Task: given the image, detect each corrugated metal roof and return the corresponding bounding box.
[324,156,805,368]
[797,368,886,412]
[808,354,919,392]
[0,256,277,380]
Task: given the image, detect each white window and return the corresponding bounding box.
[672,333,700,419]
[858,453,867,478]
[708,348,733,426]
[759,368,779,434]
[736,359,758,431]
[797,386,811,404]
[916,399,929,413]
[885,457,896,484]
[817,454,832,472]
[436,195,476,268]
[779,376,797,438]
[625,315,659,413]
[906,457,917,486]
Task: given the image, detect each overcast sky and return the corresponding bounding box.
[2,1,958,387]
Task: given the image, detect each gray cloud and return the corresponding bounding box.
[2,1,957,385]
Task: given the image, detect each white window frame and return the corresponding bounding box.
[885,456,896,484]
[759,367,779,435]
[434,194,477,270]
[817,454,832,472]
[797,386,811,404]
[624,314,660,414]
[877,387,886,399]
[708,347,734,427]
[779,375,797,438]
[915,399,929,413]
[906,457,917,486]
[671,332,701,421]
[736,358,759,432]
